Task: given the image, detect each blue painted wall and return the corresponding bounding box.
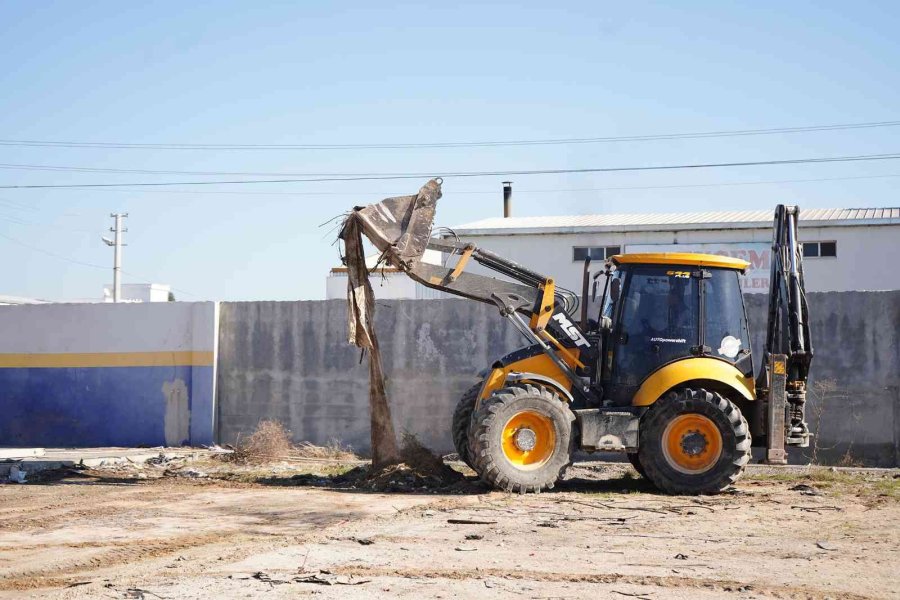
[0,365,214,447]
[0,302,218,448]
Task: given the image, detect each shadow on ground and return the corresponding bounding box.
[17,459,659,497]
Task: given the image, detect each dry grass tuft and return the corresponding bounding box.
[295,440,359,462]
[222,422,359,465]
[229,420,293,464]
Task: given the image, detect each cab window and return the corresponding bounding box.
[612,267,698,386]
[704,269,750,362]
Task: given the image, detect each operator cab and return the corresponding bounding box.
[597,253,752,406]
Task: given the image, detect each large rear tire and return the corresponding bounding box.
[451,383,481,470]
[638,388,750,495]
[467,384,574,493]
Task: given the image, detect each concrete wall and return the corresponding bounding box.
[745,292,900,467]
[458,223,900,295]
[216,300,519,452]
[216,292,900,467]
[0,302,218,447]
[3,291,895,465]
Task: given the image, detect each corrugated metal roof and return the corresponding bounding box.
[454,207,900,235]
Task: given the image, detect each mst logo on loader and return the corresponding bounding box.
[551,313,590,347]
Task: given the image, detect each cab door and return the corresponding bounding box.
[606,266,700,404]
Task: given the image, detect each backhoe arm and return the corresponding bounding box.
[758,205,813,453]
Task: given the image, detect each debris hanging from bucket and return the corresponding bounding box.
[338,179,442,467]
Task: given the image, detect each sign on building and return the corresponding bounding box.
[627,243,771,293]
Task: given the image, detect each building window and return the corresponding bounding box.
[573,245,621,262]
[802,241,837,258]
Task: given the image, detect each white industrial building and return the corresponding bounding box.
[326,207,899,299]
[102,283,172,303]
[453,207,900,295]
[326,250,447,300]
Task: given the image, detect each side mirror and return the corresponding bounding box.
[610,278,621,303]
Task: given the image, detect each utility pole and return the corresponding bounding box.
[102,213,128,302]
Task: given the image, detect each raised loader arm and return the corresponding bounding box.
[345,178,590,395]
[758,205,813,462]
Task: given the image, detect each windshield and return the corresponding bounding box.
[611,266,700,387]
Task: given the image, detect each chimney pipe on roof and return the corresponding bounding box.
[502,181,512,218]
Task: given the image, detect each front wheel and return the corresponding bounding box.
[451,383,481,469]
[468,384,574,493]
[638,388,750,494]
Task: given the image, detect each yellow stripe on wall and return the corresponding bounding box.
[0,351,215,369]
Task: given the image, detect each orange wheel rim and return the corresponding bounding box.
[661,414,723,474]
[501,410,555,470]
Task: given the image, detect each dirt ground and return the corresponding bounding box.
[1,457,897,600]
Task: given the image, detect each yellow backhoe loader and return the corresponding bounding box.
[346,179,812,494]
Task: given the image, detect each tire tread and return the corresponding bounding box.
[468,384,573,494]
[639,387,751,495]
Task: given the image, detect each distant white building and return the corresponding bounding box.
[326,250,448,300]
[453,207,900,294]
[102,283,172,303]
[0,295,49,306]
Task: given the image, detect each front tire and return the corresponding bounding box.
[639,388,750,494]
[468,384,574,493]
[451,383,481,469]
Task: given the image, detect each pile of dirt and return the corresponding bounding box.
[352,433,466,492]
[222,422,472,493]
[355,461,467,493]
[285,435,474,493]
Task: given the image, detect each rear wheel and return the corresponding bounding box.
[451,383,481,469]
[638,388,750,494]
[468,384,574,493]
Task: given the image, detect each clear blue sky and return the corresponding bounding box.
[1,1,897,301]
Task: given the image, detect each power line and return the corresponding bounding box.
[2,152,899,189]
[0,230,107,270]
[0,162,402,177]
[7,172,900,197]
[13,149,900,178]
[0,211,95,234]
[0,197,40,210]
[0,230,198,298]
[523,173,900,193]
[0,119,898,150]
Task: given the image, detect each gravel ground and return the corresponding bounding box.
[0,457,897,600]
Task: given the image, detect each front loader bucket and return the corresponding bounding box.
[341,177,541,309]
[349,178,442,269]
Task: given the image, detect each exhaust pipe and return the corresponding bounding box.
[503,181,512,218]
